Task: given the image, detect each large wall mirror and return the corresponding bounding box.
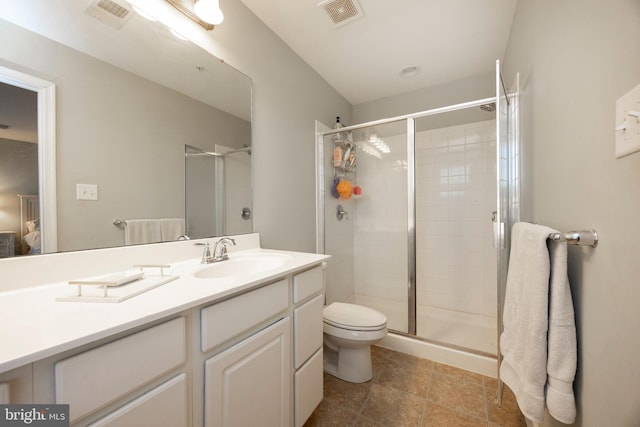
[0,0,252,257]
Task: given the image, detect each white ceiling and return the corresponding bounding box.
[239,0,518,105]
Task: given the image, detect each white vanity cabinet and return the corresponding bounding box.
[199,265,325,427]
[0,250,327,427]
[292,266,324,427]
[200,278,291,427]
[32,317,189,426]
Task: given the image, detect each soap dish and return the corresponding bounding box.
[69,271,144,287]
[58,267,178,303]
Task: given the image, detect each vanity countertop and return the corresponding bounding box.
[0,247,329,373]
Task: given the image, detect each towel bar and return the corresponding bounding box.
[113,219,126,227]
[548,229,598,247]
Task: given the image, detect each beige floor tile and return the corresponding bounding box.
[422,402,488,427]
[308,349,529,427]
[428,372,487,419]
[354,415,388,427]
[304,399,360,426]
[433,362,485,386]
[371,345,393,360]
[484,382,527,427]
[375,357,432,397]
[323,373,373,413]
[387,350,435,372]
[361,383,425,426]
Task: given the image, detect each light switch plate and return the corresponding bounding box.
[77,183,98,201]
[615,83,640,158]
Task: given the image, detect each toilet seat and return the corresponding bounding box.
[323,302,387,332]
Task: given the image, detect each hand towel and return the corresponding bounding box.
[499,222,577,424]
[160,218,186,242]
[124,219,162,246]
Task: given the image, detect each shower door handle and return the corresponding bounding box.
[491,211,504,249]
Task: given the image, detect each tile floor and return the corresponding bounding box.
[305,346,526,427]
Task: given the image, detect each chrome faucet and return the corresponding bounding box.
[212,237,236,262]
[194,238,236,264]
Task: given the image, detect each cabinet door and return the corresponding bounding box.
[89,374,187,427]
[204,317,291,427]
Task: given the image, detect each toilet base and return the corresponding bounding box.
[323,342,373,383]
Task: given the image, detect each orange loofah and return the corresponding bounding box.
[336,180,353,199]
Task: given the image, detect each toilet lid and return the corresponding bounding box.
[323,302,387,330]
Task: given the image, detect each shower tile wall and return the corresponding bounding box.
[415,120,497,353]
[323,135,356,306]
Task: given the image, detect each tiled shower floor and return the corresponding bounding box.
[305,346,526,427]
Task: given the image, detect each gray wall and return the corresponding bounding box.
[210,0,352,252]
[503,0,640,425]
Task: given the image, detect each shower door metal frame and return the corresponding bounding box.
[318,96,498,339]
[494,60,520,406]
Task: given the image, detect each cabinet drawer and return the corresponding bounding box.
[89,374,188,427]
[55,317,186,423]
[201,279,288,352]
[293,294,323,369]
[293,266,323,303]
[294,349,323,427]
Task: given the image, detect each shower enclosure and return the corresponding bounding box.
[316,62,519,368]
[185,144,252,239]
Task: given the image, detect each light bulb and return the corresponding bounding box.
[194,0,224,25]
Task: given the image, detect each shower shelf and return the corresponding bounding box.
[332,164,355,173]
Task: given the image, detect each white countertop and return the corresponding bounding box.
[0,247,329,373]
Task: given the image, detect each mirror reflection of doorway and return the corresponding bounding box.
[0,65,56,256]
[0,81,39,257]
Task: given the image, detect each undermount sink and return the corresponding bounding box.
[192,253,292,279]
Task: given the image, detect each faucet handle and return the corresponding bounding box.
[194,242,212,264]
[213,237,236,261]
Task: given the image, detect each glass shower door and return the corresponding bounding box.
[322,119,411,333]
[413,106,499,355]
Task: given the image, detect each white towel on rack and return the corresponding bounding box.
[160,218,185,242]
[124,219,162,245]
[499,222,577,424]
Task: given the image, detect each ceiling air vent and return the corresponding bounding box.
[319,0,364,27]
[85,0,134,29]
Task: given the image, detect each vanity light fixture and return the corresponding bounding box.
[164,0,219,31]
[194,0,224,25]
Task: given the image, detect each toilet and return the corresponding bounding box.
[322,302,388,383]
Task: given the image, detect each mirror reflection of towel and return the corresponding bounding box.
[160,218,185,242]
[124,219,162,245]
[23,231,41,254]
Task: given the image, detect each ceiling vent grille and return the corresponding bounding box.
[319,0,364,26]
[85,0,133,29]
